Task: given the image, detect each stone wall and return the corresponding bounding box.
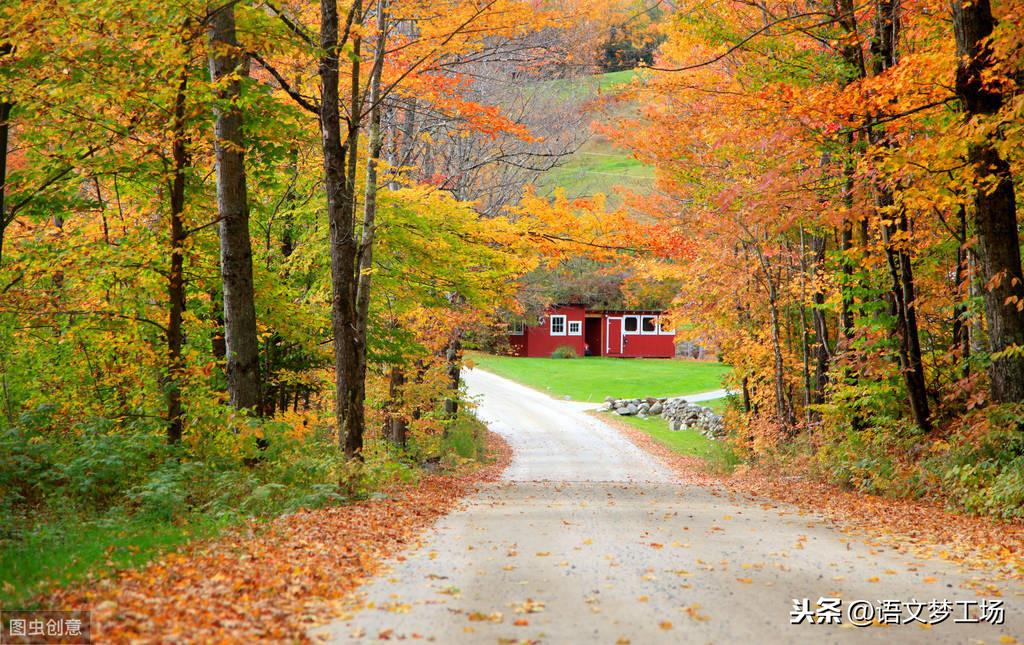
[601,396,725,439]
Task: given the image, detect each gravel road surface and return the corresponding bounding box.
[313,369,1022,644]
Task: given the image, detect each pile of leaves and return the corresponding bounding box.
[45,433,511,643]
[605,416,1024,583]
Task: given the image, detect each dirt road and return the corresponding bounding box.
[314,369,1022,643]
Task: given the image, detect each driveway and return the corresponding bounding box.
[313,369,1022,643]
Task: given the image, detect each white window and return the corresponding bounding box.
[641,315,658,334]
[550,315,566,335]
[509,321,525,336]
[658,316,675,335]
[568,320,582,336]
[623,315,639,334]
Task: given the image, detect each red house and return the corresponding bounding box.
[508,305,676,358]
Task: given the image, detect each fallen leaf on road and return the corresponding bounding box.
[684,604,710,621]
[512,598,546,614]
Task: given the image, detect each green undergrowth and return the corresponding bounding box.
[0,410,491,607]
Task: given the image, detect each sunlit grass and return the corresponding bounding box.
[468,351,728,402]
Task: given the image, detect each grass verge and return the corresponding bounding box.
[0,513,228,607]
[602,412,739,472]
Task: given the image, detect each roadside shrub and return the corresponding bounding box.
[933,405,1024,519]
[551,345,578,359]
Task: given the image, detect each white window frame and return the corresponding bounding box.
[623,315,640,335]
[567,320,582,336]
[509,321,525,336]
[641,315,658,335]
[658,317,676,335]
[550,314,567,336]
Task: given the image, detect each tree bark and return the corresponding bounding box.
[0,101,10,268]
[951,204,970,371]
[952,0,1024,403]
[320,0,365,457]
[165,69,189,445]
[809,234,830,404]
[209,3,261,412]
[386,365,407,447]
[0,43,12,268]
[879,204,932,432]
[443,333,462,418]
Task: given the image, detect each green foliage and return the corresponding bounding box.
[550,345,579,359]
[933,406,1024,520]
[439,414,489,463]
[811,402,1024,519]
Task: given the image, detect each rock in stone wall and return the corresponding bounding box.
[601,396,725,439]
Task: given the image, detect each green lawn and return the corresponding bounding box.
[468,352,729,402]
[608,413,739,471]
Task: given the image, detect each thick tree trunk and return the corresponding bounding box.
[952,0,1024,402]
[209,5,261,411]
[165,70,189,445]
[320,0,365,457]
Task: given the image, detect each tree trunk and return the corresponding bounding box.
[879,205,932,432]
[0,42,12,268]
[952,0,1024,402]
[766,284,790,427]
[810,234,830,404]
[165,69,189,445]
[386,365,407,447]
[0,97,10,268]
[951,204,970,371]
[320,0,365,457]
[209,4,261,411]
[443,334,462,418]
[356,0,387,338]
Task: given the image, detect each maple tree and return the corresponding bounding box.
[602,0,1024,515]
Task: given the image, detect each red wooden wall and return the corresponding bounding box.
[508,306,676,358]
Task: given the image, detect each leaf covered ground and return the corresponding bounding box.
[603,415,1024,586]
[44,434,512,643]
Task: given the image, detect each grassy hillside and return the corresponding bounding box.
[534,70,654,202]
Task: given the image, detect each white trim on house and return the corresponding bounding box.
[550,314,567,336]
[623,315,640,335]
[567,320,582,336]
